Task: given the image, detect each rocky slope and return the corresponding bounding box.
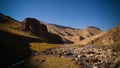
[21,18,48,35]
[34,44,120,68]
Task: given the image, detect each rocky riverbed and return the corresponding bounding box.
[35,44,120,68]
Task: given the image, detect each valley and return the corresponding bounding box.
[10,44,120,68]
[0,13,120,68]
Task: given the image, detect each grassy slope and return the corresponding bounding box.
[0,21,44,40]
[76,31,107,45]
[87,24,120,45]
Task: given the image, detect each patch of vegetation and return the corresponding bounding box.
[74,44,85,47]
[30,43,61,52]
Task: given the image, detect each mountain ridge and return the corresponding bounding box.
[0,13,103,44]
[46,23,102,43]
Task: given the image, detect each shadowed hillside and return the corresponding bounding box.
[0,13,45,68]
[0,29,44,68]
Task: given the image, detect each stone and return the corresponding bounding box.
[74,58,79,61]
[93,65,98,68]
[107,49,112,52]
[86,57,98,63]
[78,55,81,58]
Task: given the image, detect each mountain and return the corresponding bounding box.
[21,18,63,44]
[47,24,102,37]
[78,24,120,46]
[46,24,102,43]
[0,13,64,44]
[87,24,120,45]
[0,13,102,44]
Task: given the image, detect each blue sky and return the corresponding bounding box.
[0,0,120,30]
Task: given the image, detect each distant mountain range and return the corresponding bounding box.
[46,22,102,43]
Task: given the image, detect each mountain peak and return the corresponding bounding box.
[49,23,76,30]
[87,26,102,31]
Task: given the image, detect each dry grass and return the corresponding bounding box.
[28,43,79,68]
[77,31,107,45]
[0,21,20,29]
[30,43,61,52]
[74,44,85,47]
[0,22,44,40]
[28,55,79,68]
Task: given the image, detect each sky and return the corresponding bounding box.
[0,0,120,30]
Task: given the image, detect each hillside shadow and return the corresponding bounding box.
[0,29,43,68]
[43,33,64,44]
